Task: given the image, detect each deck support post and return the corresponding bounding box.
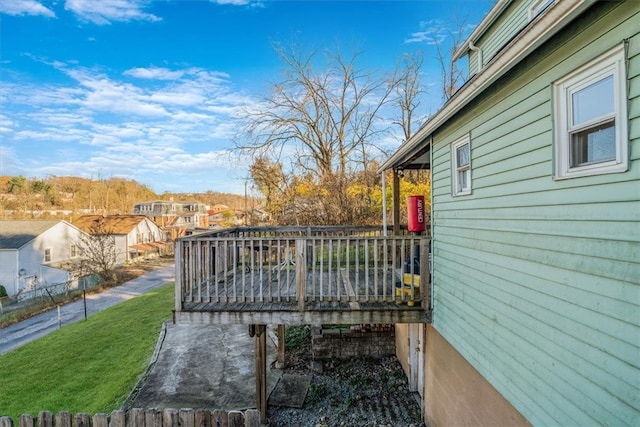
[254,324,267,424]
[277,324,286,368]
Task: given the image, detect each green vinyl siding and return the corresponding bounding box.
[430,2,640,425]
[470,0,531,74]
[468,50,479,76]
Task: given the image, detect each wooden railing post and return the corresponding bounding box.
[420,238,431,311]
[296,239,307,311]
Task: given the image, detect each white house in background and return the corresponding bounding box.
[72,215,168,265]
[0,220,88,297]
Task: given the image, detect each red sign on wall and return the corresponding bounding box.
[407,195,425,232]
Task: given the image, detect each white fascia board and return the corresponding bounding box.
[378,0,594,174]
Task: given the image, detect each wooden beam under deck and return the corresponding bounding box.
[174,305,431,325]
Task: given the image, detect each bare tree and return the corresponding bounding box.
[76,219,118,282]
[239,42,422,225]
[392,52,425,141]
[432,16,469,101]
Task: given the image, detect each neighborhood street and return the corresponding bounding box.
[0,264,174,355]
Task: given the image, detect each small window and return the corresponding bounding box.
[70,244,77,258]
[553,45,628,179]
[452,135,472,196]
[44,248,52,263]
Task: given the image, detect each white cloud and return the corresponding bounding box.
[124,67,184,80]
[405,19,448,45]
[64,69,169,117]
[0,113,17,132]
[0,57,262,192]
[209,0,261,6]
[64,0,161,25]
[0,0,55,17]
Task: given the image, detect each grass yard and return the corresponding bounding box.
[0,283,174,420]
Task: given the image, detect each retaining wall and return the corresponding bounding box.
[311,324,395,359]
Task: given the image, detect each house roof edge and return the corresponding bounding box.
[378,0,595,174]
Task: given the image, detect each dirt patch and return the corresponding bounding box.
[268,327,425,427]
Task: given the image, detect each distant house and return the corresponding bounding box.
[132,200,209,238]
[73,215,169,264]
[381,0,639,425]
[0,220,88,297]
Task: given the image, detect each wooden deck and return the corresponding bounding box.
[174,226,431,325]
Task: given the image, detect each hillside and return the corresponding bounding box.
[0,175,254,220]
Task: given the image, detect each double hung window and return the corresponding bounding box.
[553,45,627,179]
[452,135,471,196]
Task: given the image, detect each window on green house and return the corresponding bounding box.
[452,135,471,196]
[553,44,628,179]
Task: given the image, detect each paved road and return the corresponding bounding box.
[0,264,175,355]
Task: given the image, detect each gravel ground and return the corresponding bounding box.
[268,351,426,427]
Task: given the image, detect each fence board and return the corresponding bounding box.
[55,412,71,427]
[75,414,91,427]
[242,411,260,427]
[127,409,144,427]
[179,410,195,427]
[18,415,33,427]
[226,412,243,427]
[93,414,108,427]
[162,409,178,427]
[210,411,227,427]
[193,410,210,427]
[36,413,51,427]
[109,411,125,427]
[0,417,13,427]
[144,410,161,427]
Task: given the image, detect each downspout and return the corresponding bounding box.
[429,136,434,311]
[469,41,483,71]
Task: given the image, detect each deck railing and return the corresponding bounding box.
[175,226,430,317]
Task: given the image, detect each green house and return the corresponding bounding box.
[382,0,639,425]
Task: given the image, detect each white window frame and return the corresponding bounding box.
[553,45,628,180]
[44,248,52,263]
[452,134,472,196]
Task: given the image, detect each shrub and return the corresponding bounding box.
[0,285,7,298]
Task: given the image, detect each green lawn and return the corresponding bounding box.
[0,284,174,420]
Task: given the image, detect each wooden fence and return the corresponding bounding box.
[0,409,261,427]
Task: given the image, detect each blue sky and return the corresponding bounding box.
[0,0,494,195]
